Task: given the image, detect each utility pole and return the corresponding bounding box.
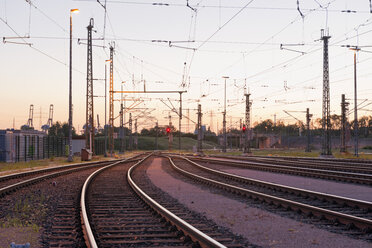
[129,113,133,150]
[320,29,332,156]
[86,18,94,154]
[351,47,360,157]
[135,118,138,150]
[155,121,158,150]
[239,118,242,151]
[244,93,251,154]
[104,59,110,157]
[119,88,124,153]
[340,94,349,153]
[197,104,203,154]
[179,92,183,152]
[109,43,114,156]
[222,76,229,152]
[168,114,173,151]
[123,98,126,153]
[68,8,79,162]
[305,108,312,152]
[187,108,190,133]
[210,110,214,133]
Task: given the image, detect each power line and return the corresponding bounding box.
[1,17,84,74]
[197,0,255,50]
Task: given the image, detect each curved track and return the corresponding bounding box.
[80,154,251,248]
[187,156,372,185]
[170,155,372,234]
[210,154,372,174]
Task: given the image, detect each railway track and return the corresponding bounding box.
[210,154,372,174]
[187,156,372,185]
[0,154,143,247]
[81,154,249,248]
[0,160,125,198]
[169,155,372,236]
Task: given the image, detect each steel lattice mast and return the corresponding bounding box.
[321,29,332,156]
[244,93,251,154]
[109,43,114,156]
[86,18,94,153]
[197,104,203,154]
[305,108,312,152]
[340,94,349,153]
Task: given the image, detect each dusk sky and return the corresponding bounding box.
[1,0,372,133]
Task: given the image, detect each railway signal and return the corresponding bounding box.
[166,127,171,134]
[242,125,246,133]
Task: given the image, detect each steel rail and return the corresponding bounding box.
[0,159,130,197]
[175,155,372,211]
[80,154,145,248]
[263,154,372,164]
[188,157,372,185]
[0,159,121,183]
[168,156,372,231]
[211,155,372,173]
[128,156,226,248]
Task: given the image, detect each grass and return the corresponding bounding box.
[136,136,219,151]
[0,153,126,175]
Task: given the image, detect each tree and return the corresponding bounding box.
[48,121,76,137]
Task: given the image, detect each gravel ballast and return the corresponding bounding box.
[210,164,372,202]
[146,157,371,248]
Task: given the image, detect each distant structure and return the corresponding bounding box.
[42,104,54,132]
[21,104,34,130]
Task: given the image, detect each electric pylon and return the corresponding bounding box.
[244,93,252,154]
[305,108,312,152]
[129,113,133,150]
[197,104,203,154]
[321,29,332,156]
[135,118,138,150]
[86,18,94,153]
[109,43,115,156]
[340,94,349,153]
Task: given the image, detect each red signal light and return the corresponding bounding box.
[166,127,171,133]
[242,125,246,132]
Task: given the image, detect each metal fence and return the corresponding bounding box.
[0,130,68,162]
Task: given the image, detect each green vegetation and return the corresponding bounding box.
[0,155,116,174]
[0,157,67,173]
[3,195,47,232]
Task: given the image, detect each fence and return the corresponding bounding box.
[0,129,67,162]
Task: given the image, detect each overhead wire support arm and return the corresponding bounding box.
[3,36,32,46]
[280,43,306,55]
[113,90,187,94]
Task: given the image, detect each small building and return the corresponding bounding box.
[0,129,47,162]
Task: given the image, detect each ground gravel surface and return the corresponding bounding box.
[147,157,371,248]
[134,156,255,247]
[198,161,372,202]
[0,166,101,247]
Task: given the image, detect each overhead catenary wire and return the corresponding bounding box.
[1,17,84,74]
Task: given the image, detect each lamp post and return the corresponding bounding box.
[222,76,229,153]
[68,8,79,162]
[350,47,360,157]
[104,59,111,157]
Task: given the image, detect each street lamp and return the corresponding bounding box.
[68,8,79,162]
[222,76,229,153]
[104,59,111,157]
[350,47,360,157]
